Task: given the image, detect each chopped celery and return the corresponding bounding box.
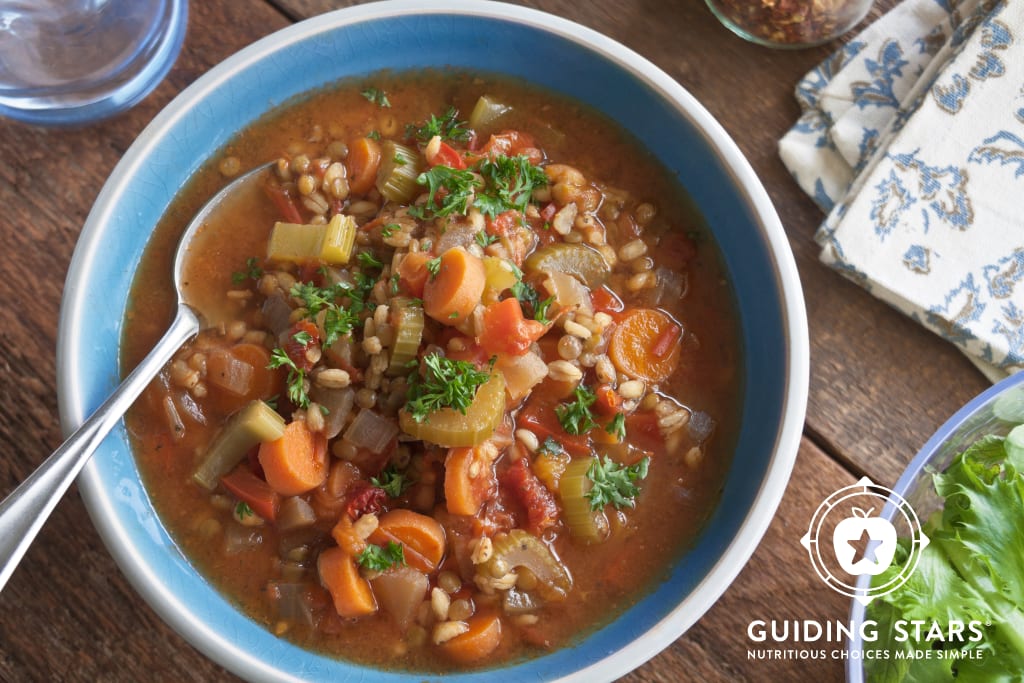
[193,400,286,490]
[524,243,611,288]
[482,529,571,601]
[398,373,506,447]
[387,298,425,374]
[376,141,423,204]
[558,457,610,544]
[266,213,356,265]
[469,95,511,131]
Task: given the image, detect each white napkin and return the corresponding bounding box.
[780,0,1023,381]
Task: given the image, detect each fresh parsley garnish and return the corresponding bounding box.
[585,456,649,510]
[357,251,384,270]
[473,153,548,219]
[372,467,413,498]
[533,296,554,325]
[231,256,263,285]
[366,130,381,140]
[235,501,254,519]
[381,223,400,238]
[268,348,309,409]
[605,412,627,441]
[425,256,442,279]
[412,165,479,219]
[537,436,565,457]
[361,87,391,107]
[405,353,493,423]
[556,384,598,436]
[289,281,359,348]
[409,105,470,143]
[357,541,406,571]
[475,230,499,248]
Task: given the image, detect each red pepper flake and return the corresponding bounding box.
[710,0,870,45]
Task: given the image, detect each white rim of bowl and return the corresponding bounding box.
[57,1,810,681]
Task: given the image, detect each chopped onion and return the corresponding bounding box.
[261,294,293,339]
[372,567,429,631]
[543,271,593,317]
[494,351,548,403]
[434,219,480,255]
[646,267,687,307]
[343,408,399,454]
[268,581,313,626]
[311,386,354,439]
[223,524,263,554]
[206,348,254,397]
[688,410,715,442]
[276,496,317,532]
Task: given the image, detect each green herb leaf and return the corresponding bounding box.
[235,501,254,519]
[361,87,391,108]
[585,455,649,510]
[381,223,400,238]
[475,230,499,248]
[425,256,442,279]
[556,384,597,436]
[473,153,548,219]
[410,106,470,143]
[231,256,263,285]
[372,467,414,498]
[537,436,565,457]
[405,353,492,423]
[605,412,626,441]
[357,541,406,571]
[412,164,480,219]
[267,348,309,409]
[357,251,384,270]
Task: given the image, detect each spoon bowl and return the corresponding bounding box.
[0,161,272,593]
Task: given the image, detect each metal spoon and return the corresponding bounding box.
[0,161,274,593]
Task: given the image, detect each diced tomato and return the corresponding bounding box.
[625,411,664,453]
[429,141,467,169]
[477,130,537,157]
[500,457,559,535]
[221,464,280,522]
[517,392,591,457]
[264,179,304,224]
[590,285,624,315]
[592,383,623,416]
[650,321,682,359]
[485,210,521,238]
[539,202,557,223]
[477,297,547,357]
[344,481,388,520]
[284,319,321,372]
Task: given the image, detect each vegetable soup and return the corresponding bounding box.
[122,71,742,671]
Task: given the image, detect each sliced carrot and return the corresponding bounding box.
[444,446,497,516]
[258,419,329,495]
[438,612,503,663]
[608,308,682,383]
[206,343,281,415]
[368,509,446,574]
[346,137,382,195]
[423,246,486,325]
[220,464,280,522]
[318,546,377,618]
[264,179,303,223]
[477,297,548,356]
[397,251,431,298]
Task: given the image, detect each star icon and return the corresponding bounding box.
[847,529,883,566]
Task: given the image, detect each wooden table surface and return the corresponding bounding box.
[0,1,991,681]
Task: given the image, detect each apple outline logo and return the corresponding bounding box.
[800,477,929,605]
[831,506,898,576]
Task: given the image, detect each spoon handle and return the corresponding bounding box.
[0,304,200,593]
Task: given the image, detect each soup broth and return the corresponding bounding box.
[122,70,742,671]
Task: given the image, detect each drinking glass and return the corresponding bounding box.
[705,0,873,48]
[0,0,188,126]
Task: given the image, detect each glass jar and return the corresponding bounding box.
[705,0,873,48]
[0,0,188,126]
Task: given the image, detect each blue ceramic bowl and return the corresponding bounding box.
[57,2,809,681]
[846,370,1024,682]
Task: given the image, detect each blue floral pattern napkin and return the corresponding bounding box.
[780,0,1023,380]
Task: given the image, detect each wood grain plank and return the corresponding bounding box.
[0,2,289,682]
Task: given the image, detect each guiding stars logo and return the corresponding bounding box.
[800,477,929,604]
